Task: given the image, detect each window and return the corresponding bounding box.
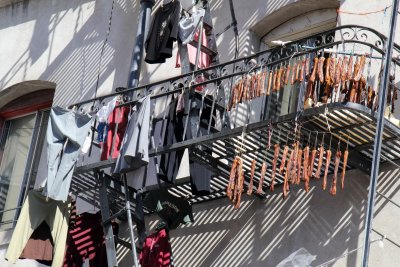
[0,87,54,230]
[0,114,36,229]
[259,9,337,117]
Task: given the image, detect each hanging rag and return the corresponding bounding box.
[6,190,72,267]
[44,106,93,202]
[145,0,181,64]
[114,96,151,174]
[139,228,172,267]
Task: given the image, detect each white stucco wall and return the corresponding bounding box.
[0,0,142,107]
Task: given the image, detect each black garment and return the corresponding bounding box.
[158,97,185,184]
[190,162,212,196]
[187,94,215,196]
[143,189,194,229]
[134,191,147,249]
[158,92,214,195]
[145,0,181,64]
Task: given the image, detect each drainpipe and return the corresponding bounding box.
[127,0,154,96]
[228,0,239,59]
[361,1,399,266]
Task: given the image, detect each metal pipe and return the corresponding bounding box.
[361,1,399,266]
[127,0,154,97]
[194,16,204,72]
[183,16,204,140]
[0,206,22,215]
[124,174,139,267]
[228,0,239,59]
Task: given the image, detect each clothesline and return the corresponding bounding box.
[336,5,392,16]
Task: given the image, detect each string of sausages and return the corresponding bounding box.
[304,54,375,108]
[226,132,350,208]
[226,53,384,113]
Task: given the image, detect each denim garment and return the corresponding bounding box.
[97,122,108,143]
[44,106,93,201]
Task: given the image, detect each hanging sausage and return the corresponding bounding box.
[330,150,342,196]
[247,159,256,195]
[270,144,280,192]
[322,149,332,190]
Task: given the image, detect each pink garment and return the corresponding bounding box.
[100,104,130,161]
[194,75,206,92]
[176,29,210,69]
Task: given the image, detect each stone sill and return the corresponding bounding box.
[0,0,24,9]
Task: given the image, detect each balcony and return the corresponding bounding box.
[44,24,398,265]
[68,25,400,207]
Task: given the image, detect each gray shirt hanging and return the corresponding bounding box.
[114,96,151,174]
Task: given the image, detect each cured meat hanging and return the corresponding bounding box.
[290,141,300,184]
[309,147,318,178]
[226,156,245,209]
[322,149,332,190]
[283,145,296,199]
[227,157,239,200]
[226,131,350,206]
[279,145,290,174]
[285,64,291,86]
[233,159,245,209]
[341,148,349,190]
[296,148,303,185]
[257,161,267,195]
[228,54,377,117]
[330,149,342,196]
[247,159,256,195]
[303,146,310,192]
[270,144,280,192]
[291,61,298,85]
[267,70,273,95]
[299,59,306,82]
[315,145,325,179]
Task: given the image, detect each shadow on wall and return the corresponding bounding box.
[0,0,138,107]
[209,0,339,62]
[138,165,400,267]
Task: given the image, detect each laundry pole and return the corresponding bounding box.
[361,0,399,266]
[124,1,154,266]
[127,0,154,96]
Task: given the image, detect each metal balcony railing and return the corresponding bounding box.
[62,25,400,213]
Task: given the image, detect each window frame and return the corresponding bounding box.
[0,89,53,229]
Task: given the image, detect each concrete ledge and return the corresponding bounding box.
[0,0,23,9]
